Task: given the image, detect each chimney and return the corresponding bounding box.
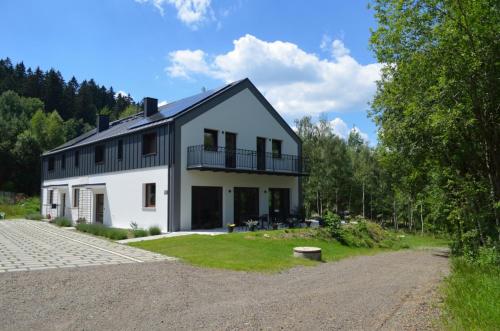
[143,97,158,117]
[96,114,109,132]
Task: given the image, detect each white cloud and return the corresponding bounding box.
[329,118,369,143]
[158,100,168,107]
[165,34,382,118]
[136,0,213,29]
[115,90,129,98]
[330,117,349,139]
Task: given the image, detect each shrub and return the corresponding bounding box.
[25,213,42,220]
[76,223,128,240]
[133,229,149,238]
[149,225,161,236]
[54,217,72,227]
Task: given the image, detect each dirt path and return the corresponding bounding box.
[0,248,449,330]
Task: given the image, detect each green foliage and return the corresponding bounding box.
[54,217,72,227]
[148,225,162,236]
[0,196,40,219]
[132,229,149,238]
[329,218,397,248]
[441,258,500,330]
[369,0,500,258]
[76,223,128,240]
[118,104,140,119]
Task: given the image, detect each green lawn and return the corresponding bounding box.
[130,229,447,272]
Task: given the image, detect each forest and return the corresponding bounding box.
[0,58,139,194]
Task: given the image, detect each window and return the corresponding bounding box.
[48,157,55,171]
[142,133,157,155]
[144,183,156,208]
[74,150,80,167]
[272,139,282,158]
[204,129,218,151]
[61,154,66,169]
[49,190,54,204]
[73,188,80,208]
[95,145,105,163]
[117,140,123,160]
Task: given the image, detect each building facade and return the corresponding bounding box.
[41,79,306,232]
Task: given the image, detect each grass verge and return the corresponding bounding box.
[441,258,500,330]
[130,228,447,272]
[76,223,129,240]
[0,196,40,219]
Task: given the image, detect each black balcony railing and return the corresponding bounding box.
[187,145,308,176]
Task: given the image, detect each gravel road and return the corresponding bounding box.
[0,248,449,331]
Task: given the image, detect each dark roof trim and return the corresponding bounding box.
[72,183,107,188]
[41,184,69,188]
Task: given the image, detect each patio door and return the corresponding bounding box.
[234,187,259,226]
[256,137,266,170]
[192,186,222,229]
[225,132,236,168]
[95,194,104,224]
[269,188,290,222]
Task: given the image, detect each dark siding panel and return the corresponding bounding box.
[41,125,169,181]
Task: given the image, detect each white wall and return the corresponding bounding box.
[180,87,300,230]
[42,166,169,232]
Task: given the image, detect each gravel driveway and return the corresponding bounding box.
[0,248,449,331]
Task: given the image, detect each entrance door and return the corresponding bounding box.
[192,186,222,229]
[225,132,236,168]
[234,187,259,226]
[95,194,104,224]
[256,137,266,170]
[61,193,66,217]
[269,188,290,222]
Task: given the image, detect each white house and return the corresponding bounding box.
[40,79,306,232]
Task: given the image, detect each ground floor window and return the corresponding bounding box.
[144,183,156,207]
[49,190,54,204]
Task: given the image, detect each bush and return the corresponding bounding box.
[149,225,161,236]
[133,229,149,238]
[0,196,40,219]
[76,223,128,240]
[324,215,396,248]
[25,213,42,220]
[54,217,72,227]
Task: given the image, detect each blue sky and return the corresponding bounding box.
[0,0,380,143]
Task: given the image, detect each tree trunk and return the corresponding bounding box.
[393,197,398,231]
[420,202,424,235]
[362,181,365,218]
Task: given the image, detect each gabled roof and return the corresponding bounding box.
[43,79,244,155]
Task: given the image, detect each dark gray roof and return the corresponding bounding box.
[43,79,244,155]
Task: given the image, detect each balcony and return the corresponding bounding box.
[187,145,308,176]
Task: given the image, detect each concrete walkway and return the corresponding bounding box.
[117,228,227,243]
[0,220,174,273]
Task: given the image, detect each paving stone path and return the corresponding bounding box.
[0,220,174,272]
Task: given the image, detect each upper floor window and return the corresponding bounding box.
[144,183,156,208]
[95,145,105,164]
[142,132,157,155]
[61,153,66,169]
[117,139,123,160]
[74,150,80,167]
[272,139,282,158]
[204,129,218,151]
[48,157,55,171]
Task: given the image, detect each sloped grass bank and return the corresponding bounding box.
[130,228,446,272]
